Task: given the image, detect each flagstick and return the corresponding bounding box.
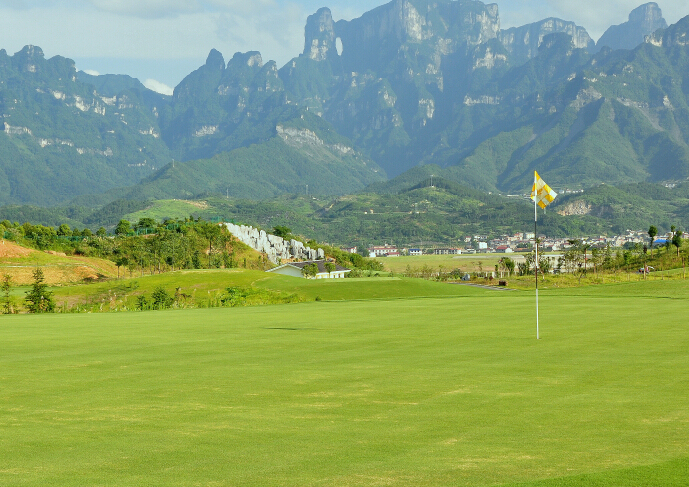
[535,191,539,340]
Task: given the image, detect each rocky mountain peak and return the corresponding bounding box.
[205,49,226,70]
[303,7,337,62]
[19,45,45,59]
[332,0,500,72]
[596,2,667,51]
[500,18,594,65]
[228,51,263,69]
[13,45,45,73]
[629,2,665,28]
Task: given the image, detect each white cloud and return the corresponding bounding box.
[81,69,100,76]
[85,0,277,19]
[144,78,174,95]
[87,0,202,19]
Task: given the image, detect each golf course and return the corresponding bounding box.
[1,274,688,486]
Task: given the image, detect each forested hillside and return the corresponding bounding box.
[0,1,687,213]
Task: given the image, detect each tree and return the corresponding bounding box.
[24,268,55,313]
[136,217,157,235]
[56,223,71,236]
[502,257,515,277]
[672,228,683,257]
[564,239,587,283]
[590,247,605,276]
[96,227,107,237]
[195,221,222,268]
[116,219,132,236]
[324,261,336,277]
[272,226,292,239]
[538,255,551,281]
[648,225,657,257]
[301,263,319,278]
[2,274,13,314]
[114,255,128,279]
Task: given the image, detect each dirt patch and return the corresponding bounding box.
[180,199,209,210]
[45,250,67,257]
[0,241,34,258]
[1,265,104,286]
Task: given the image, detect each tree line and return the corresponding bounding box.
[0,218,384,313]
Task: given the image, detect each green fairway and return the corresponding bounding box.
[1,284,688,486]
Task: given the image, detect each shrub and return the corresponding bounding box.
[136,295,149,311]
[151,287,174,309]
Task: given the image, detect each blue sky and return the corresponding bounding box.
[0,1,684,94]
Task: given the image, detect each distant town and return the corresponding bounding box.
[355,229,688,258]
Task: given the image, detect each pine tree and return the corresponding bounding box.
[24,268,55,313]
[2,274,12,314]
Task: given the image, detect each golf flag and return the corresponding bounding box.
[531,171,557,209]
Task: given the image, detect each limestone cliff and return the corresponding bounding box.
[224,223,324,264]
[500,18,594,66]
[334,0,500,72]
[597,3,667,51]
[303,7,338,62]
[646,14,688,47]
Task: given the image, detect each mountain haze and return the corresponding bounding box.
[0,0,687,207]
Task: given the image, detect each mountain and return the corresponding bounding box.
[0,46,173,205]
[0,1,688,209]
[121,109,385,201]
[596,3,667,52]
[440,18,689,193]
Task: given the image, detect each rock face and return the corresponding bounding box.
[304,7,338,62]
[224,223,324,264]
[596,3,667,51]
[500,18,595,65]
[333,0,501,72]
[646,15,689,47]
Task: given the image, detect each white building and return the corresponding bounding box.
[369,245,398,257]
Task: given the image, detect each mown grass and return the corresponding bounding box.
[49,269,491,311]
[1,281,687,486]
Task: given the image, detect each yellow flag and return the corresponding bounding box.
[531,171,557,209]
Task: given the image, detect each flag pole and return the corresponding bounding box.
[534,173,539,340]
[532,171,556,340]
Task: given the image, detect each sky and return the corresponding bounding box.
[0,1,685,95]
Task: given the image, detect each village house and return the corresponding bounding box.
[434,248,461,255]
[369,244,398,257]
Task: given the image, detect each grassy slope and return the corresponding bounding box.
[0,240,118,285]
[1,281,688,485]
[50,269,489,311]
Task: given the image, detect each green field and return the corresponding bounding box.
[2,279,688,486]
